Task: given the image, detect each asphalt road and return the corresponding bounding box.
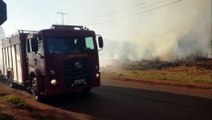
[47,78,212,120]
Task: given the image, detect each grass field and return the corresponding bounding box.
[102,66,212,84]
[102,58,212,84]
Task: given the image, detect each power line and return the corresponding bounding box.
[73,0,173,24]
[85,0,182,26]
[72,1,144,23]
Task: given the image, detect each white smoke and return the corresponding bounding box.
[100,29,211,67]
[99,0,211,67]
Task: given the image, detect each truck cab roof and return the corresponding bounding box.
[37,25,95,37]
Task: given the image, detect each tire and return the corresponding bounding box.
[31,76,44,101]
[7,72,15,88]
[9,81,15,88]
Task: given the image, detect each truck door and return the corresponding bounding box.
[26,36,45,74]
[26,37,37,71]
[26,36,45,98]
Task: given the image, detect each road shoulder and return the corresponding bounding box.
[102,76,212,99]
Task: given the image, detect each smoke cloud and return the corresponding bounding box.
[99,0,211,67]
[100,29,211,67]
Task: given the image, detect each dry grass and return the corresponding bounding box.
[102,58,212,84]
[0,88,45,120]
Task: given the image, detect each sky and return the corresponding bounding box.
[0,0,212,67]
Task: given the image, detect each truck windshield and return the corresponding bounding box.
[46,36,96,53]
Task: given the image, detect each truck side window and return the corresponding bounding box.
[26,39,30,53]
[37,38,44,56]
[31,38,38,52]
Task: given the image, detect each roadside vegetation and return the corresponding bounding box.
[102,56,212,84]
[0,86,45,120]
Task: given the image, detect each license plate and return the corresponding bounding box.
[74,79,86,85]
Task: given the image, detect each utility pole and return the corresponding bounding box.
[57,12,68,25]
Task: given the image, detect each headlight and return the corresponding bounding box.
[96,73,100,78]
[50,70,56,76]
[50,79,57,86]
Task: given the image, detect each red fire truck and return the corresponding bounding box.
[1,25,103,101]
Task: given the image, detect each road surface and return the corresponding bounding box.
[46,78,212,120]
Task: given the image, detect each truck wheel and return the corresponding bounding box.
[31,76,43,101]
[7,71,15,88]
[8,76,15,88]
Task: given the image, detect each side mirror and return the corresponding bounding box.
[97,36,104,50]
[31,38,38,52]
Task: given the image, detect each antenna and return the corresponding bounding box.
[57,12,68,25]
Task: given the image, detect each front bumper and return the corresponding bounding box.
[42,72,101,96]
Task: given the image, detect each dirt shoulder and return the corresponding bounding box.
[102,74,212,90]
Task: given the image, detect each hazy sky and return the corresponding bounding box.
[1,0,210,38]
[1,0,211,66]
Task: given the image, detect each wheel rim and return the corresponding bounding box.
[32,77,38,95]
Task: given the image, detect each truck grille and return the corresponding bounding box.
[62,60,92,85]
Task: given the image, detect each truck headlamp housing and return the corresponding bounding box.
[96,73,100,78]
[50,79,57,86]
[50,70,56,76]
[95,65,99,70]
